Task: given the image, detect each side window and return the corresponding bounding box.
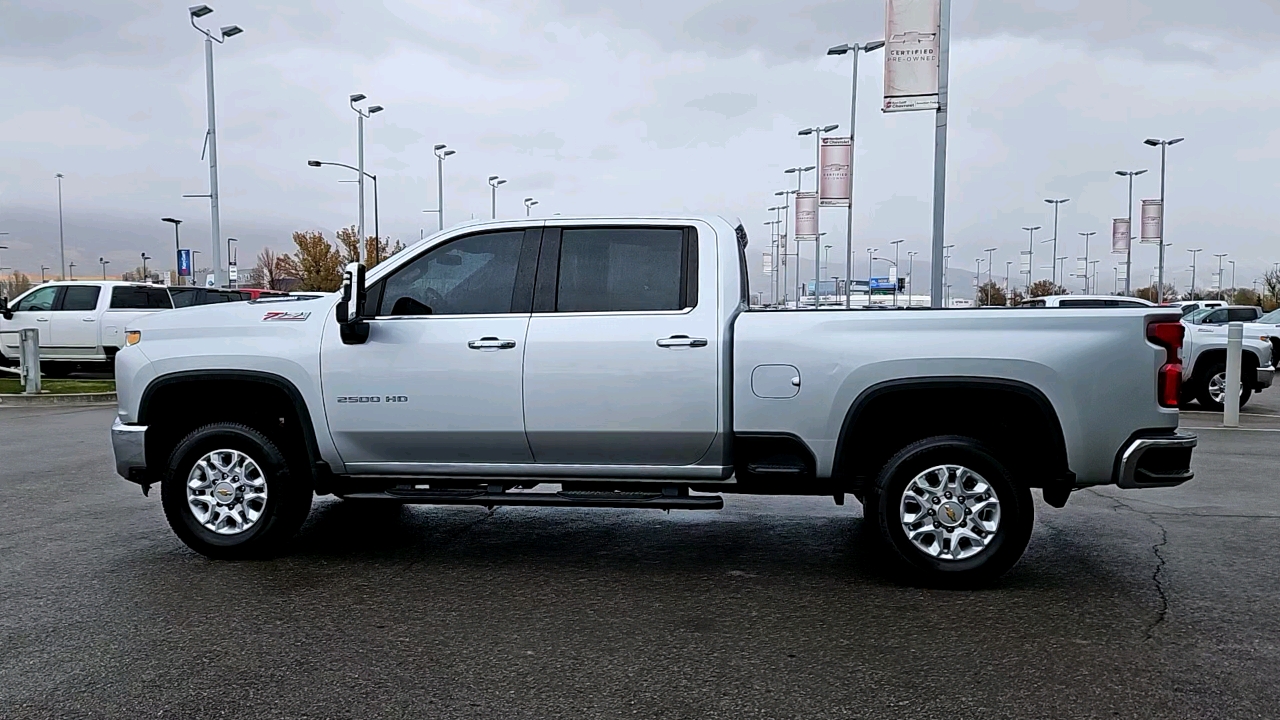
[1059,299,1105,308]
[379,230,524,316]
[14,286,58,312]
[110,286,173,310]
[1117,301,1148,308]
[59,286,102,311]
[1228,308,1260,322]
[169,289,200,308]
[555,227,689,312]
[1204,309,1228,325]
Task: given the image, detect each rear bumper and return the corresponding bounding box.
[111,417,148,484]
[1116,433,1197,489]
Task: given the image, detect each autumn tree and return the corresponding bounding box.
[290,230,342,292]
[1231,288,1261,306]
[1028,279,1068,298]
[2,271,32,298]
[975,280,1006,307]
[1007,287,1026,306]
[336,225,405,268]
[1133,284,1179,303]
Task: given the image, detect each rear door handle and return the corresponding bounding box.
[468,336,517,350]
[35,317,48,322]
[656,335,708,348]
[82,317,96,322]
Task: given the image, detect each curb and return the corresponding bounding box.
[0,392,117,407]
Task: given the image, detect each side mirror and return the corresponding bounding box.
[337,262,370,345]
[0,295,11,321]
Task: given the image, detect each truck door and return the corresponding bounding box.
[49,285,102,351]
[321,228,541,470]
[521,223,720,466]
[1,285,59,356]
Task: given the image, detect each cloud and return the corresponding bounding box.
[371,123,424,153]
[685,92,757,118]
[479,130,567,154]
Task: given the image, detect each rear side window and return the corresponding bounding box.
[1228,308,1261,322]
[1059,299,1106,308]
[110,286,173,310]
[169,289,200,308]
[555,227,690,312]
[59,285,101,311]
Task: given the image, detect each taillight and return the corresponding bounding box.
[1147,321,1184,408]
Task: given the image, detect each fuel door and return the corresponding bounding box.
[751,364,801,399]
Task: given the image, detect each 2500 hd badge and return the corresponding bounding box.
[336,395,409,403]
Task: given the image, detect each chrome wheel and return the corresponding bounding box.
[186,449,268,535]
[1208,372,1228,405]
[899,464,1001,561]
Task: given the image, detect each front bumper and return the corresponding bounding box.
[1116,433,1197,489]
[111,417,148,483]
[1255,366,1274,390]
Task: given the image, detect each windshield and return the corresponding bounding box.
[1259,308,1280,324]
[1184,308,1214,323]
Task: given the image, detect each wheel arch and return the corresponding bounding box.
[833,377,1073,491]
[138,370,328,488]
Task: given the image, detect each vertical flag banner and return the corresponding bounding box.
[1111,218,1131,254]
[819,137,852,207]
[884,0,941,112]
[795,192,819,237]
[763,255,773,274]
[1140,200,1163,243]
[177,249,192,277]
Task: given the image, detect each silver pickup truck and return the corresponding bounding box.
[110,216,1196,586]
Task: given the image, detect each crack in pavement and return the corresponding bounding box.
[1087,489,1171,641]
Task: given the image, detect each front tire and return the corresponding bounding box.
[866,435,1033,587]
[1195,361,1252,411]
[160,422,312,559]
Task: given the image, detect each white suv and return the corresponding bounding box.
[1,281,173,373]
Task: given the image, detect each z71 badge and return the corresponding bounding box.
[262,311,311,321]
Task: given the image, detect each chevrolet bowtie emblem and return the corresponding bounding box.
[944,506,957,522]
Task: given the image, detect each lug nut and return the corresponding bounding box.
[944,492,952,499]
[933,521,941,529]
[932,497,941,505]
[928,509,936,517]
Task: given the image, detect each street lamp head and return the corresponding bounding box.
[443,149,456,157]
[1169,138,1184,145]
[161,217,182,225]
[219,25,242,38]
[434,143,447,151]
[55,173,64,179]
[488,175,500,181]
[367,105,384,114]
[496,179,507,187]
[797,128,814,136]
[349,93,367,104]
[189,5,213,18]
[865,40,886,52]
[827,44,851,55]
[307,160,322,167]
[822,123,839,133]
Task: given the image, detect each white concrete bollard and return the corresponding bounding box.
[18,327,40,395]
[1224,321,1242,427]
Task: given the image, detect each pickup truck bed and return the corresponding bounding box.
[109,215,1196,586]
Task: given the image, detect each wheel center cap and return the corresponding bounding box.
[213,481,237,505]
[938,501,965,527]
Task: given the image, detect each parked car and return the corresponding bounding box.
[1018,295,1155,308]
[1181,306,1274,409]
[1168,299,1227,316]
[0,281,173,373]
[112,215,1197,586]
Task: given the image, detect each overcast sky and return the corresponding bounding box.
[2,0,1279,295]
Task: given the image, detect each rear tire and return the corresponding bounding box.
[865,435,1033,588]
[160,422,312,559]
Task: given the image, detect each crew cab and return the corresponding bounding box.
[1180,306,1275,409]
[0,281,173,373]
[1018,295,1155,308]
[110,216,1196,586]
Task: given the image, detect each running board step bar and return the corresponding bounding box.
[341,486,724,511]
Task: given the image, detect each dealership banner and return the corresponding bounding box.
[1140,200,1162,243]
[884,0,941,112]
[763,254,773,274]
[1112,218,1131,254]
[795,192,819,237]
[819,137,852,207]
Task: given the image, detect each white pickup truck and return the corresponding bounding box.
[1180,305,1275,410]
[110,216,1197,586]
[1,281,174,374]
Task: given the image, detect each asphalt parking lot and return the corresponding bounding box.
[1,400,1278,719]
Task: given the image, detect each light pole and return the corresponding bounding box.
[943,244,955,306]
[781,172,811,305]
[227,237,238,286]
[524,197,539,216]
[191,249,202,283]
[1078,231,1096,293]
[1145,138,1184,303]
[775,188,799,304]
[188,5,243,287]
[891,239,905,306]
[310,159,380,262]
[975,258,984,304]
[55,173,66,280]
[1229,260,1237,301]
[1044,198,1070,286]
[1090,260,1099,295]
[907,251,918,306]
[828,39,885,309]
[764,219,780,304]
[430,144,456,231]
[99,257,109,280]
[822,244,832,277]
[866,246,878,303]
[162,217,183,284]
[1005,260,1013,302]
[768,205,786,303]
[488,175,507,219]
[798,124,839,309]
[68,262,76,281]
[1187,248,1202,297]
[1213,253,1227,300]
[1115,169,1148,295]
[40,266,48,284]
[348,94,384,267]
[983,246,996,288]
[1021,225,1041,291]
[139,254,150,281]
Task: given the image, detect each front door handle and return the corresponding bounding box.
[468,336,517,350]
[82,317,96,322]
[656,335,708,348]
[35,317,49,322]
